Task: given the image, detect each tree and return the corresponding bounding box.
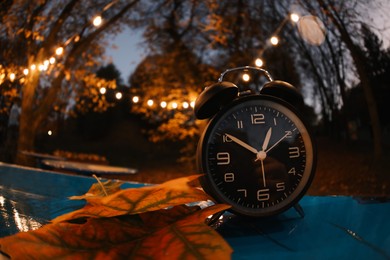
[266,0,386,157]
[71,63,125,140]
[315,0,383,159]
[0,0,140,164]
[279,0,351,138]
[128,0,220,165]
[96,63,123,86]
[344,25,390,134]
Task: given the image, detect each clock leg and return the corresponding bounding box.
[293,203,305,218]
[206,210,226,227]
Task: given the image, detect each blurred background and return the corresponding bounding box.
[0,0,389,196]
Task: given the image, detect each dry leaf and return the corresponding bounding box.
[0,205,231,259]
[136,204,233,259]
[52,175,211,223]
[0,175,232,259]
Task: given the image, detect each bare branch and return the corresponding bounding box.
[42,0,79,52]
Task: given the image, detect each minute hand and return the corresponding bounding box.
[265,132,289,153]
[225,134,258,154]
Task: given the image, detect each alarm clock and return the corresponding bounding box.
[195,66,316,217]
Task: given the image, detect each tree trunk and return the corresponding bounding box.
[318,0,383,159]
[16,114,37,166]
[15,59,41,166]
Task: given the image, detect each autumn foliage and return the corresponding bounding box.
[0,175,232,259]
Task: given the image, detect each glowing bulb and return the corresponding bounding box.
[43,60,50,66]
[147,99,154,107]
[255,58,263,67]
[270,36,279,45]
[9,73,15,82]
[99,87,106,94]
[55,47,64,56]
[132,96,139,103]
[182,102,189,109]
[290,13,300,23]
[49,57,56,64]
[190,101,195,108]
[38,64,44,71]
[242,73,250,82]
[160,101,167,108]
[171,102,178,109]
[115,92,122,100]
[48,130,52,136]
[30,64,36,70]
[23,69,29,75]
[93,16,103,27]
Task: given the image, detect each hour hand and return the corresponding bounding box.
[262,127,272,151]
[225,134,258,154]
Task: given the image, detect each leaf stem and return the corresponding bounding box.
[92,174,108,196]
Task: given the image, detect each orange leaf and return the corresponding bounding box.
[52,175,211,223]
[136,204,233,259]
[0,216,146,259]
[0,205,231,259]
[140,204,202,229]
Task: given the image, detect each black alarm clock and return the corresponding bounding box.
[195,66,316,218]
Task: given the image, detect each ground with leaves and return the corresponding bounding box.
[104,137,390,197]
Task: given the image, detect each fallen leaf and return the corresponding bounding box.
[52,175,211,223]
[0,205,231,259]
[140,204,201,229]
[136,204,233,259]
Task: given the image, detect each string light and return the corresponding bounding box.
[9,73,15,82]
[147,99,154,107]
[115,92,122,100]
[1,6,308,117]
[255,58,263,67]
[270,36,279,45]
[130,95,197,111]
[242,73,250,82]
[39,62,49,71]
[99,87,106,94]
[55,47,64,56]
[252,12,309,66]
[0,2,122,89]
[93,16,103,27]
[290,13,300,23]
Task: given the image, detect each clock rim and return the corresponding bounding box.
[197,94,317,217]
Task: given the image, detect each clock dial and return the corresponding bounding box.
[198,95,316,217]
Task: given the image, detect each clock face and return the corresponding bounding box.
[198,95,316,217]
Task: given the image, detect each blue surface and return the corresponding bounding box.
[1,162,390,259]
[217,196,390,259]
[0,162,145,237]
